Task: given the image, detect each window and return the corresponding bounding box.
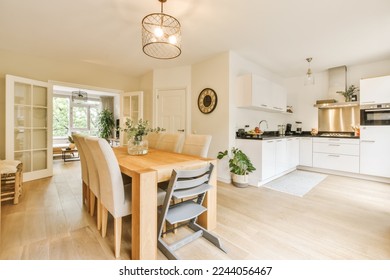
[53,95,102,139]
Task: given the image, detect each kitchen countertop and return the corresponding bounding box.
[236,131,360,140]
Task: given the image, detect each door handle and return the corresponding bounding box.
[177,129,185,132]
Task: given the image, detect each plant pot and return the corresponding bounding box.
[127,136,148,155]
[231,173,249,188]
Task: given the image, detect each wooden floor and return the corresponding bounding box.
[1,160,390,260]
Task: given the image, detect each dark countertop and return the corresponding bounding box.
[236,131,360,140]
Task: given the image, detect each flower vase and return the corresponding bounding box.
[127,136,148,155]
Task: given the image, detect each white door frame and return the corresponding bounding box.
[154,87,191,134]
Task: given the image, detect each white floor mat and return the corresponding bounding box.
[263,170,327,197]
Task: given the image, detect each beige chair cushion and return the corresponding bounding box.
[156,133,184,153]
[181,134,212,158]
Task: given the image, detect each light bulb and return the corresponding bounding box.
[168,35,177,44]
[154,27,163,38]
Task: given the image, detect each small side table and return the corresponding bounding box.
[61,148,80,162]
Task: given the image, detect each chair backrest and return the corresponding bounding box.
[156,133,184,153]
[158,163,214,236]
[72,133,88,185]
[86,137,125,217]
[78,136,100,198]
[145,132,162,149]
[181,134,212,158]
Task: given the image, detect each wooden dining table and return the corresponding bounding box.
[113,147,218,260]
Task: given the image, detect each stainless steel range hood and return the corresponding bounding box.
[316,65,360,132]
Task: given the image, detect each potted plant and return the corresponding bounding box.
[217,147,256,187]
[123,118,165,155]
[97,108,115,140]
[337,85,359,102]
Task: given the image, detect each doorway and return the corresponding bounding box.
[156,88,187,134]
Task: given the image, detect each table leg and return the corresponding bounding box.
[131,170,158,260]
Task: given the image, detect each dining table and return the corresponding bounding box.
[113,147,218,260]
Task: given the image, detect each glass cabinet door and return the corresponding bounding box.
[120,91,143,145]
[6,75,52,182]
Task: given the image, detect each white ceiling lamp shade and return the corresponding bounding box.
[304,57,315,86]
[142,0,181,59]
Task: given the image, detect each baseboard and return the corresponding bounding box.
[297,166,390,184]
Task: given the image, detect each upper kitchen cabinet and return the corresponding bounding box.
[360,75,390,104]
[236,74,287,113]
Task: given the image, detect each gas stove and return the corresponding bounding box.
[319,132,354,137]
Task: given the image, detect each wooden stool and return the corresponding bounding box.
[0,160,23,204]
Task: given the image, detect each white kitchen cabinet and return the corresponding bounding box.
[236,74,287,113]
[299,137,313,167]
[271,83,287,112]
[236,137,298,186]
[287,137,300,168]
[120,91,143,145]
[360,126,390,178]
[261,140,276,180]
[275,139,288,174]
[360,75,390,105]
[312,138,360,173]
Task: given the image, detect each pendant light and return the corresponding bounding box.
[304,57,315,85]
[142,0,182,59]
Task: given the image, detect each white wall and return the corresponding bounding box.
[283,71,329,132]
[0,49,139,159]
[192,53,230,181]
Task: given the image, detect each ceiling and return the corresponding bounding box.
[1,0,390,79]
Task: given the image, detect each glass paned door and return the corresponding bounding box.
[6,75,52,182]
[120,91,143,145]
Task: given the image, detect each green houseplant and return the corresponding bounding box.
[97,108,115,140]
[217,147,256,187]
[337,85,359,102]
[123,118,165,155]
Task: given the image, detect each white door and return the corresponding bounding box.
[120,91,143,145]
[156,89,186,134]
[6,75,52,182]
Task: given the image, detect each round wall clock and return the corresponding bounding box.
[198,88,218,114]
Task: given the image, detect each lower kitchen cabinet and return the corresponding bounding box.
[299,137,313,167]
[360,126,390,178]
[236,138,299,186]
[312,138,360,173]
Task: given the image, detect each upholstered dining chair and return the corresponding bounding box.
[72,134,90,212]
[78,136,102,231]
[181,134,212,158]
[156,133,184,153]
[145,132,162,149]
[86,137,133,258]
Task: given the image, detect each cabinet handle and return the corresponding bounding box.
[177,129,185,132]
[328,154,340,157]
[261,104,268,107]
[329,138,340,141]
[328,144,340,146]
[361,140,375,143]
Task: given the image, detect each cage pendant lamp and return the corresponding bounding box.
[142,0,181,59]
[304,57,315,85]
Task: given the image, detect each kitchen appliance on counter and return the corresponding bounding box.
[285,123,293,135]
[360,103,390,126]
[295,122,302,134]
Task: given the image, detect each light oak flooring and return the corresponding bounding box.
[1,160,390,260]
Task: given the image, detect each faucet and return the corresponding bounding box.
[258,120,268,130]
